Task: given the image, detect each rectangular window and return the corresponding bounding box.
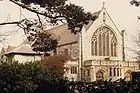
[103,33,106,56]
[99,34,102,56]
[110,68,112,76]
[95,41,97,55]
[71,66,77,74]
[114,68,116,76]
[111,43,114,56]
[117,68,119,76]
[120,69,122,76]
[114,43,117,57]
[106,35,109,56]
[91,42,94,55]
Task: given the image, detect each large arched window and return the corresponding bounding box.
[91,26,117,57]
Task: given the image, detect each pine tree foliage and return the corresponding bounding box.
[130,0,140,6]
[3,0,98,53]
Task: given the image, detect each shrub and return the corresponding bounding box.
[0,61,64,93]
[1,61,140,93]
[65,79,140,93]
[42,54,70,75]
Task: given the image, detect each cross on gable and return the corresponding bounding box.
[102,2,105,9]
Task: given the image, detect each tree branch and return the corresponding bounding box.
[0,19,25,26]
[130,0,140,6]
[36,13,42,27]
[10,0,65,19]
[0,21,19,25]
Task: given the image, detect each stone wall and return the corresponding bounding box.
[57,42,79,59]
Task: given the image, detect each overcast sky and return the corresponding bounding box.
[0,0,140,60]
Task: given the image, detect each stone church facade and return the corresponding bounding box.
[47,6,139,82]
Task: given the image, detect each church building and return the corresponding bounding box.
[46,5,139,82]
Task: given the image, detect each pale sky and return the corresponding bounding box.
[0,0,140,60]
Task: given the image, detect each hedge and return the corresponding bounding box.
[0,61,140,93]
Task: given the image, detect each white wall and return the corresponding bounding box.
[14,54,42,63]
[82,8,123,61]
[64,60,79,81]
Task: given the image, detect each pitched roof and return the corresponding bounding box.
[6,46,17,53]
[46,10,101,46]
[47,24,79,46]
[84,10,101,30]
[5,44,42,55]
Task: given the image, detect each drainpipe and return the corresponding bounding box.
[80,31,83,81]
[77,31,84,81]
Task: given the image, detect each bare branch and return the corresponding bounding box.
[0,22,20,25]
[36,14,42,27]
[0,19,25,26]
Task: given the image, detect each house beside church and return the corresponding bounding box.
[46,6,139,82]
[0,44,43,63]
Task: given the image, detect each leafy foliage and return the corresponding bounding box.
[7,0,98,53]
[130,0,140,6]
[64,79,140,93]
[1,61,140,93]
[31,32,58,52]
[12,0,97,34]
[42,54,71,75]
[0,61,63,93]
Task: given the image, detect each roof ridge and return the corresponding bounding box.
[10,44,33,53]
[46,10,101,32]
[84,10,101,31]
[45,23,67,32]
[92,10,102,15]
[104,9,121,34]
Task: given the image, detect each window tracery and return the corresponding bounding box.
[91,26,117,57]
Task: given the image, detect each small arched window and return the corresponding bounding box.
[91,26,117,57]
[96,71,104,80]
[124,71,132,81]
[64,49,68,55]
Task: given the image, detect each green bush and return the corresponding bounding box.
[65,79,140,93]
[0,61,64,93]
[1,61,140,93]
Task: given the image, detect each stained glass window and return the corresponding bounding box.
[91,26,117,57]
